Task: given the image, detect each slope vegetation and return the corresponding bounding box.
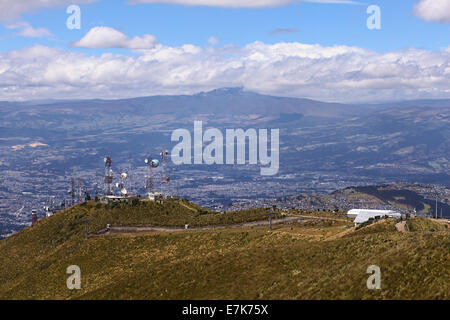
[0,201,448,300]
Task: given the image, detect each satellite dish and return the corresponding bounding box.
[104,157,108,163]
[121,188,127,195]
[115,183,120,188]
[151,159,159,168]
[145,158,149,164]
[120,172,127,179]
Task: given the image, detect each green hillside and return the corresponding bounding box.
[0,199,448,300]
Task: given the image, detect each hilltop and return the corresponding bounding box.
[0,198,448,300]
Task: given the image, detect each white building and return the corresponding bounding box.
[347,209,401,225]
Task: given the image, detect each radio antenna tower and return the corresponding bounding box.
[94,168,99,198]
[77,178,83,203]
[117,172,128,197]
[145,157,154,194]
[103,156,114,196]
[128,154,134,196]
[69,177,75,206]
[160,150,169,197]
[145,157,159,196]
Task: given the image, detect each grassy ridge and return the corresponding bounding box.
[0,202,448,300]
[79,199,279,230]
[406,218,448,232]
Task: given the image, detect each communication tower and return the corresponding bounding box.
[116,172,128,197]
[160,150,169,197]
[77,178,83,203]
[44,196,56,217]
[145,157,159,195]
[104,156,114,196]
[69,177,75,206]
[94,168,99,198]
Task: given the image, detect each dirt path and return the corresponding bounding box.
[325,226,357,240]
[395,221,407,232]
[296,215,351,223]
[179,202,198,212]
[92,215,347,236]
[430,218,450,226]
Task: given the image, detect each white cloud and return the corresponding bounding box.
[413,0,450,23]
[0,0,96,22]
[208,36,219,46]
[0,41,449,103]
[70,27,158,49]
[128,0,361,8]
[6,21,52,38]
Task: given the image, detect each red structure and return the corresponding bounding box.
[103,156,114,196]
[31,210,38,226]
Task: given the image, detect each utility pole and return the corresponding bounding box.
[266,205,276,231]
[83,219,90,240]
[435,196,438,219]
[266,211,273,231]
[70,177,75,206]
[95,168,99,198]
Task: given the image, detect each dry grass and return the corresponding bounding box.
[0,203,448,300]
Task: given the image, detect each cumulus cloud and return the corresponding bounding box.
[413,0,450,23]
[128,0,361,8]
[208,36,219,46]
[70,27,158,49]
[0,0,96,22]
[0,42,449,103]
[6,21,52,38]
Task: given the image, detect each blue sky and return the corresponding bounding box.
[1,0,449,53]
[0,0,449,102]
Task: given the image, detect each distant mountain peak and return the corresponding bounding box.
[197,87,246,96]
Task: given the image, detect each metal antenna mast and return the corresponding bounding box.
[436,194,438,219]
[160,150,169,198]
[145,157,155,195]
[117,172,128,197]
[94,168,99,198]
[77,178,83,203]
[103,156,114,196]
[70,177,75,206]
[128,154,134,196]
